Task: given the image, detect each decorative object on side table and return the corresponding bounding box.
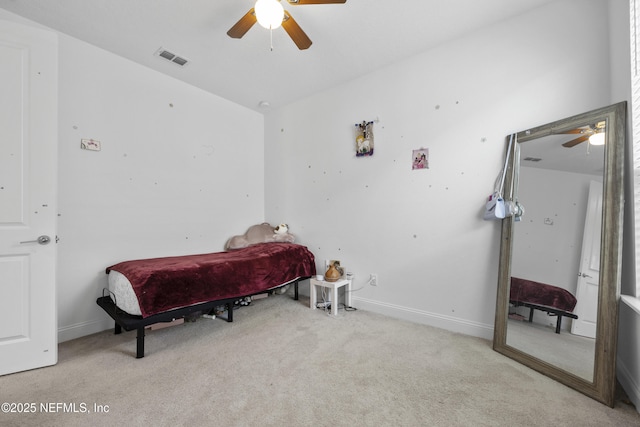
[324,263,341,282]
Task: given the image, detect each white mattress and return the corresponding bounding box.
[108,270,143,316]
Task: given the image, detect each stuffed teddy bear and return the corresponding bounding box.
[225,222,295,250]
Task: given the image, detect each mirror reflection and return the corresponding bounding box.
[506,130,605,381]
[493,102,625,407]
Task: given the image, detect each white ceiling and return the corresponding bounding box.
[0,0,555,112]
[520,133,605,176]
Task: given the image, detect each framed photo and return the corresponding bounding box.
[355,121,374,157]
[412,148,429,170]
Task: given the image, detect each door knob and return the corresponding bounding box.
[20,235,51,245]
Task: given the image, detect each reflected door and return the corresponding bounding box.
[571,180,602,338]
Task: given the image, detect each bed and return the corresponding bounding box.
[96,242,316,357]
[509,277,578,334]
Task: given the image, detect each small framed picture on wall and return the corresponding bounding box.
[412,148,429,170]
[355,121,374,157]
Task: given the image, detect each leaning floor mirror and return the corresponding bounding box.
[493,102,626,407]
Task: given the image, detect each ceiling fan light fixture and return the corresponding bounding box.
[255,0,285,29]
[589,132,605,146]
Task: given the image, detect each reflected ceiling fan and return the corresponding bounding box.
[227,0,347,50]
[560,121,606,148]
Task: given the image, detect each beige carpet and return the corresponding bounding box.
[506,318,595,381]
[1,290,639,427]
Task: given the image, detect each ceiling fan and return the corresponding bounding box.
[560,121,606,148]
[227,0,347,50]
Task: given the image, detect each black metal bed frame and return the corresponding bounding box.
[510,300,578,334]
[96,279,303,358]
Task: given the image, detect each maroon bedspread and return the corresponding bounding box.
[106,243,316,318]
[510,277,577,312]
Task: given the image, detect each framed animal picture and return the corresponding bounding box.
[355,121,374,156]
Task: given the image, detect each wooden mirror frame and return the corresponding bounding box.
[493,102,626,407]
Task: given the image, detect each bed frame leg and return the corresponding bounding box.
[136,327,145,358]
[555,316,562,334]
[114,324,122,335]
[294,281,299,300]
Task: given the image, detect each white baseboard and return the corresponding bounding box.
[618,352,640,413]
[351,296,494,340]
[57,295,495,343]
[58,318,113,343]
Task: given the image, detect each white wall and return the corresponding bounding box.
[0,6,267,342]
[54,36,265,341]
[512,167,599,289]
[264,0,615,339]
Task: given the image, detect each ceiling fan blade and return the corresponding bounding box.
[227,8,257,39]
[282,11,312,50]
[559,128,587,135]
[287,0,347,4]
[562,135,589,148]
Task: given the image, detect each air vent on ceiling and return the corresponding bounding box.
[523,157,542,162]
[154,47,189,67]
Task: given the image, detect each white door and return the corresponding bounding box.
[571,180,602,338]
[0,20,58,376]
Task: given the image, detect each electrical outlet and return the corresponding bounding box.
[370,273,378,286]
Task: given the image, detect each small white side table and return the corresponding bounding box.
[309,278,352,316]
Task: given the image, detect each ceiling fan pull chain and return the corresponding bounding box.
[270,26,274,51]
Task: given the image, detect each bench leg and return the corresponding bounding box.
[136,327,145,358]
